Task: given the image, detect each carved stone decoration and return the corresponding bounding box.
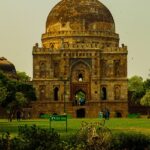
[50,43,55,49]
[94,58,98,75]
[114,60,120,77]
[53,62,60,78]
[39,85,46,100]
[70,58,92,67]
[120,60,127,77]
[107,61,113,77]
[101,60,107,77]
[33,70,39,78]
[39,62,46,78]
[71,62,90,82]
[114,85,121,100]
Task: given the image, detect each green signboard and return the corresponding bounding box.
[49,115,67,132]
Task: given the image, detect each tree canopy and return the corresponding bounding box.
[144,79,150,91]
[0,71,36,121]
[128,76,145,103]
[140,90,150,118]
[16,71,31,82]
[140,90,150,106]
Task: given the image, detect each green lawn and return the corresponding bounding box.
[0,118,150,137]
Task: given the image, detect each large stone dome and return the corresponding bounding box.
[0,57,16,76]
[46,0,115,32]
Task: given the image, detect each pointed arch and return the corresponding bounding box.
[71,60,91,83]
[54,87,59,101]
[39,62,46,78]
[71,60,91,72]
[101,86,107,100]
[75,90,86,106]
[114,85,121,100]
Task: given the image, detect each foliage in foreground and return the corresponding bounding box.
[0,123,150,150]
[63,120,111,150]
[128,75,145,103]
[110,132,150,150]
[0,125,62,150]
[128,76,150,107]
[0,71,36,121]
[140,90,150,117]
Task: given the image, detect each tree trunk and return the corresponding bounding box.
[8,110,14,122]
[147,109,150,119]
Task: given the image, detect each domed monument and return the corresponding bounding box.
[32,0,128,118]
[0,57,17,78]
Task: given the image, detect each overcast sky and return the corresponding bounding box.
[0,0,150,79]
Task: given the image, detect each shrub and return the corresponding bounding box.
[63,121,112,150]
[110,132,150,150]
[128,113,140,118]
[62,124,150,150]
[1,123,150,150]
[11,125,62,150]
[0,132,10,150]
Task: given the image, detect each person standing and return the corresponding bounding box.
[16,111,21,121]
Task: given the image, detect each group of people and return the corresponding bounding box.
[16,111,31,121]
[99,109,110,120]
[72,98,85,106]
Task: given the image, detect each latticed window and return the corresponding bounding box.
[54,62,59,78]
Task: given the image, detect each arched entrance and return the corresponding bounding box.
[101,87,107,100]
[75,90,86,106]
[76,108,85,118]
[115,111,122,118]
[54,87,59,101]
[70,61,91,102]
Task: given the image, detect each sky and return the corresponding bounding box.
[0,0,150,79]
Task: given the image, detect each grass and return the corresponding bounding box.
[0,118,150,137]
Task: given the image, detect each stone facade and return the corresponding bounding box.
[31,0,128,118]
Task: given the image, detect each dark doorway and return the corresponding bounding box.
[54,87,59,101]
[76,108,85,118]
[115,112,122,118]
[101,87,107,100]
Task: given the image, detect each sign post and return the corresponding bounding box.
[49,115,67,132]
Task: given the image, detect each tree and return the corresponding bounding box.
[15,92,27,106]
[144,79,150,91]
[16,71,31,82]
[5,92,27,122]
[0,71,36,121]
[128,76,145,104]
[0,85,8,104]
[140,90,150,118]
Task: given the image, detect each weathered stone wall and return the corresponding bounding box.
[32,44,128,118]
[31,0,128,118]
